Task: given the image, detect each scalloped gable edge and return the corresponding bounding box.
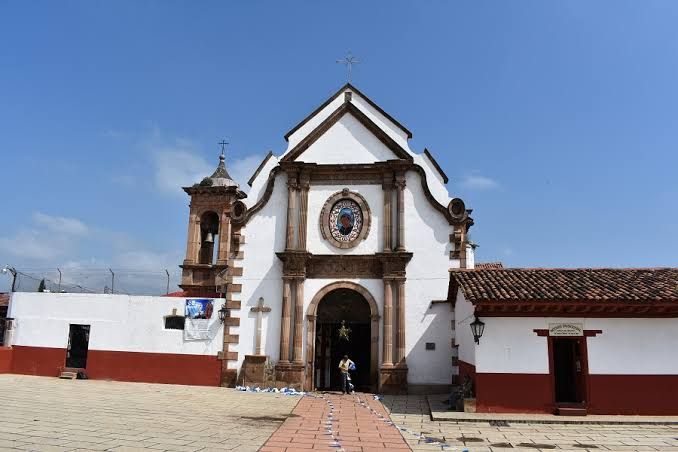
[284,83,413,142]
[247,151,274,187]
[423,148,449,184]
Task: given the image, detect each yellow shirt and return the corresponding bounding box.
[338,358,354,374]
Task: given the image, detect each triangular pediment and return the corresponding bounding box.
[281,100,413,163]
[284,83,412,142]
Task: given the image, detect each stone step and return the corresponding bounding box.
[58,371,77,380]
[557,406,588,416]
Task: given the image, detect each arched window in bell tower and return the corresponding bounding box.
[198,211,220,265]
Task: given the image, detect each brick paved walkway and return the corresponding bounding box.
[261,393,410,452]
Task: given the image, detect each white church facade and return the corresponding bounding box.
[176,83,474,393]
[3,84,678,415]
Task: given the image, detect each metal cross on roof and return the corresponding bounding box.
[218,140,229,158]
[336,52,360,83]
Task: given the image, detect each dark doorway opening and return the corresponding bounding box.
[66,324,90,369]
[552,338,586,404]
[314,288,371,391]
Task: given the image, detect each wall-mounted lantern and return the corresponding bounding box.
[218,303,229,323]
[470,316,485,344]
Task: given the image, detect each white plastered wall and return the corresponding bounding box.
[297,115,399,164]
[454,289,476,367]
[472,316,678,375]
[403,170,454,384]
[7,293,223,356]
[231,171,288,369]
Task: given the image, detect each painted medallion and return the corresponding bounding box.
[329,199,363,243]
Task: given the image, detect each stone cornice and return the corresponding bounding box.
[183,185,247,199]
[244,162,474,231]
[276,251,413,279]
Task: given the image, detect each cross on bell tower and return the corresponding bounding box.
[218,140,229,159]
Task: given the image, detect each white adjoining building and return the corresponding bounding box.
[2,84,677,415]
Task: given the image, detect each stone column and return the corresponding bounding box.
[184,213,200,264]
[279,277,293,363]
[285,173,298,250]
[382,278,394,366]
[217,213,231,265]
[298,172,310,250]
[395,278,407,364]
[292,278,304,364]
[395,175,406,252]
[382,175,393,252]
[304,314,316,391]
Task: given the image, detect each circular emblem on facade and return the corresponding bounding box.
[329,199,363,243]
[320,189,371,249]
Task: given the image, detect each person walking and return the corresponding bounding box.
[338,354,354,394]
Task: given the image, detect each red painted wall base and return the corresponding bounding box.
[476,372,553,414]
[0,347,12,373]
[588,375,678,415]
[10,346,221,387]
[470,368,678,415]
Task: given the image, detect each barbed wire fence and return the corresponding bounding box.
[3,267,183,296]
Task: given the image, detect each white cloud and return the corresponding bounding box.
[150,142,263,195]
[152,147,213,194]
[461,174,500,190]
[32,212,88,236]
[0,230,69,261]
[0,212,89,261]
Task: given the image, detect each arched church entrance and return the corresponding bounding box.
[306,282,379,392]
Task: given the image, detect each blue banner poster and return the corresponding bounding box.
[184,299,214,340]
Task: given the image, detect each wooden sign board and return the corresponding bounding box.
[548,323,584,337]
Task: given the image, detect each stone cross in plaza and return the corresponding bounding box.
[250,297,271,355]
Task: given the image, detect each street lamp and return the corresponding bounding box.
[218,303,229,323]
[1,266,17,292]
[470,316,485,344]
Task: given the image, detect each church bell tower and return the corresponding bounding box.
[179,145,247,296]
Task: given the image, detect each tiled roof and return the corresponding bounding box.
[0,293,8,307]
[452,268,678,303]
[475,262,504,269]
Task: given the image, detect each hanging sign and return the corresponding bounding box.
[184,299,214,340]
[548,323,584,337]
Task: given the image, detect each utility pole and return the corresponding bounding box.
[109,268,115,294]
[165,269,170,295]
[1,266,17,292]
[57,268,62,293]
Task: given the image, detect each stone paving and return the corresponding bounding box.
[2,375,678,452]
[0,374,299,452]
[261,392,410,451]
[381,395,678,451]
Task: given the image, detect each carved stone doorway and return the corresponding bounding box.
[305,282,379,392]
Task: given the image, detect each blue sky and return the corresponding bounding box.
[1,1,677,293]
